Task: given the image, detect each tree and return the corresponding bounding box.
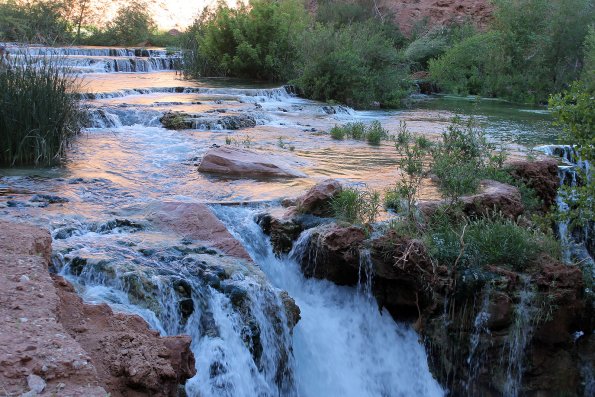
[106,0,156,46]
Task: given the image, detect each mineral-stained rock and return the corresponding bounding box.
[198,147,306,178]
[160,110,257,130]
[508,159,559,210]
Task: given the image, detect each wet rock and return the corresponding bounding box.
[30,194,69,204]
[486,291,513,330]
[198,147,306,178]
[257,212,304,254]
[56,277,196,396]
[299,224,366,285]
[160,111,192,129]
[279,291,301,330]
[508,159,559,210]
[149,202,252,260]
[295,179,342,216]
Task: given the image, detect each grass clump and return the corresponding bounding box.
[0,55,85,166]
[332,186,381,226]
[425,213,560,271]
[329,121,388,145]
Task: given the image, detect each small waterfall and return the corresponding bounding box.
[502,277,535,397]
[50,221,297,397]
[357,248,374,298]
[212,205,444,397]
[535,145,594,268]
[77,86,295,101]
[465,286,492,393]
[86,107,162,128]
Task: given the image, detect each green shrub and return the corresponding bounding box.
[184,0,308,81]
[429,0,593,103]
[0,55,85,166]
[425,214,559,271]
[366,121,387,145]
[431,116,495,202]
[330,125,346,140]
[295,21,410,108]
[332,187,380,225]
[328,121,388,144]
[0,0,72,43]
[384,185,402,211]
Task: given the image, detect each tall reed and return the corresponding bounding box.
[0,52,85,166]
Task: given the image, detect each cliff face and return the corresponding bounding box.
[0,221,196,396]
[380,0,493,34]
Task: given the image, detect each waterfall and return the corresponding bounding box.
[502,276,535,397]
[465,286,492,393]
[535,145,594,269]
[212,205,444,397]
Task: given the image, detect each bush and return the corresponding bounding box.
[103,1,156,46]
[328,121,388,144]
[429,0,593,103]
[366,121,387,145]
[295,21,410,108]
[184,0,308,81]
[0,55,85,166]
[425,214,559,271]
[0,0,72,43]
[332,187,381,225]
[431,116,496,202]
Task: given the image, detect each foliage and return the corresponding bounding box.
[0,55,85,166]
[582,25,595,91]
[0,0,72,43]
[328,121,388,144]
[332,186,381,226]
[549,82,595,227]
[184,0,308,81]
[295,21,410,108]
[393,121,433,218]
[104,1,156,46]
[404,23,475,69]
[425,213,559,271]
[431,116,497,203]
[429,0,594,103]
[428,32,499,96]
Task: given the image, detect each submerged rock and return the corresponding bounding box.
[160,110,256,130]
[198,147,306,178]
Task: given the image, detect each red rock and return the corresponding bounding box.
[296,179,342,216]
[508,159,559,209]
[149,201,252,260]
[198,147,306,178]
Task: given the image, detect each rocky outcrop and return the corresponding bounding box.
[419,179,524,219]
[160,110,256,130]
[298,224,366,285]
[0,220,196,397]
[508,159,559,210]
[55,277,195,397]
[198,147,306,178]
[296,179,342,216]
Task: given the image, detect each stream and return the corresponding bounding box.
[0,46,570,396]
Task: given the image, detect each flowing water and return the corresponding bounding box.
[0,46,570,396]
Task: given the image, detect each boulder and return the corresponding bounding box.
[419,180,524,219]
[299,224,366,285]
[160,111,256,130]
[508,159,559,209]
[0,220,196,397]
[295,179,342,216]
[198,147,306,178]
